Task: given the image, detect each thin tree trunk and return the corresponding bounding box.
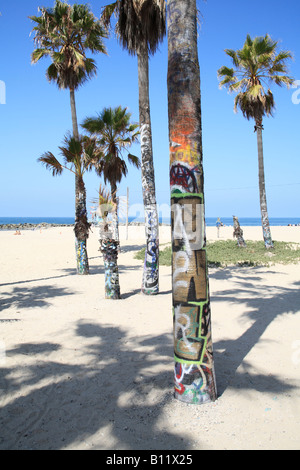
[137,46,159,295]
[70,88,80,141]
[167,0,217,404]
[99,221,120,299]
[255,121,274,249]
[126,186,129,241]
[74,177,90,275]
[233,216,246,247]
[99,181,121,299]
[110,181,119,243]
[70,88,90,272]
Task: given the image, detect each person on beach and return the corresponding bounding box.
[216,217,222,238]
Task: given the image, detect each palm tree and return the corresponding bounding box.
[82,105,140,298]
[101,0,166,295]
[38,134,97,274]
[93,184,120,299]
[30,0,107,271]
[218,34,293,249]
[167,0,217,404]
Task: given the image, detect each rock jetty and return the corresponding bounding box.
[0,222,74,231]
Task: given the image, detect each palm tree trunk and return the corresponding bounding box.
[137,45,159,295]
[70,87,90,272]
[100,234,120,300]
[167,0,217,404]
[233,216,246,247]
[74,177,90,275]
[110,181,119,243]
[70,89,80,141]
[255,121,274,249]
[99,181,121,299]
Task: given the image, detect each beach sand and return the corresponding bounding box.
[0,224,299,450]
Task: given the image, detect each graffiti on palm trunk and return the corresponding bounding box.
[142,207,159,294]
[169,137,216,401]
[100,239,120,299]
[143,239,159,293]
[76,239,89,274]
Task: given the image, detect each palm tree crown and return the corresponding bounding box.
[101,0,166,56]
[30,0,107,90]
[38,133,96,180]
[82,106,140,187]
[217,34,293,124]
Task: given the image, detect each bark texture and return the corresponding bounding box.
[233,216,246,247]
[255,122,274,249]
[138,47,159,295]
[70,88,90,273]
[99,221,121,300]
[74,177,90,275]
[167,0,217,404]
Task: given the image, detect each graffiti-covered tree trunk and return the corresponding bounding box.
[110,181,120,244]
[99,181,121,299]
[70,87,90,274]
[255,120,274,249]
[99,226,121,300]
[233,216,246,247]
[167,0,217,404]
[138,46,159,295]
[74,177,90,275]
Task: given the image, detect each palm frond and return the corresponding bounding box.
[31,48,51,63]
[46,62,59,83]
[95,183,116,218]
[110,0,166,56]
[38,151,63,176]
[82,136,99,172]
[224,49,239,67]
[59,134,82,161]
[100,2,119,29]
[271,74,294,88]
[81,115,105,134]
[127,153,141,169]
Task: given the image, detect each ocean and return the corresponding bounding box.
[0,216,299,227]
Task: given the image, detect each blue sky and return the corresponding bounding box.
[0,0,299,219]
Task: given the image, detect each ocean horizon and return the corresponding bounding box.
[0,216,300,227]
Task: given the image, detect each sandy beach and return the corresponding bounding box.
[0,223,299,450]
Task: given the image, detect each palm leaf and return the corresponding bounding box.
[31,48,50,63]
[38,152,63,176]
[95,183,116,218]
[100,2,119,29]
[127,153,141,169]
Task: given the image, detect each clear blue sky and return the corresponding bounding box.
[0,0,299,219]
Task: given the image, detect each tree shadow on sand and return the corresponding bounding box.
[0,323,187,450]
[210,267,300,396]
[0,284,75,312]
[1,266,299,449]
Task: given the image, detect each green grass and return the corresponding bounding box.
[134,240,300,267]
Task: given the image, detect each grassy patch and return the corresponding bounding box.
[134,240,300,267]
